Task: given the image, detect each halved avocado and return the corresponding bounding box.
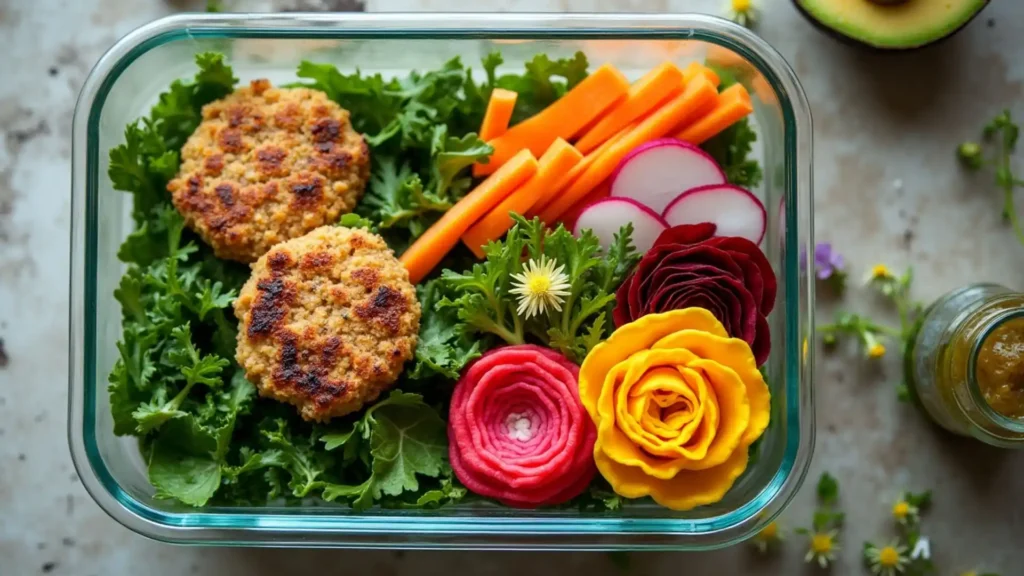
[794,0,990,51]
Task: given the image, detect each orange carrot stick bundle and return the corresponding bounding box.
[401,149,538,283]
[462,139,584,258]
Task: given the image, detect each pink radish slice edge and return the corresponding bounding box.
[662,184,767,245]
[573,197,668,254]
[609,138,727,215]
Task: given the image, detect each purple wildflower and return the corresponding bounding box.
[801,243,845,280]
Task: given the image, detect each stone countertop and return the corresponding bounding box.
[2,0,1023,574]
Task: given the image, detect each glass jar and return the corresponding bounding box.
[907,283,1024,448]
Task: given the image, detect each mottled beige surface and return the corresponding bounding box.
[2,0,1023,574]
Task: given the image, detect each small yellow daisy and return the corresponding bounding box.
[869,263,894,281]
[863,331,887,359]
[751,521,783,553]
[865,540,909,576]
[510,256,571,319]
[726,0,757,27]
[805,530,840,568]
[891,499,919,525]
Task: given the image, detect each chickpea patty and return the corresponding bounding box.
[168,79,370,263]
[234,226,421,421]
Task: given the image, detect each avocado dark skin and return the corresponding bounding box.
[793,0,990,52]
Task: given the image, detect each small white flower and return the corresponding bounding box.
[891,499,920,526]
[725,0,758,28]
[805,530,840,568]
[865,540,909,576]
[751,521,783,553]
[910,536,930,560]
[510,256,571,319]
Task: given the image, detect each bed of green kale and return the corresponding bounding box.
[105,51,762,510]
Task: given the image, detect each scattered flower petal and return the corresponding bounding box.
[911,536,930,560]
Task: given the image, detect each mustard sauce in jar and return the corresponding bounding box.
[906,284,1024,448]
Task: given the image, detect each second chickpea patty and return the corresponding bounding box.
[234,226,421,421]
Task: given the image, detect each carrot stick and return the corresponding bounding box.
[479,88,518,141]
[462,139,584,258]
[674,83,753,145]
[400,149,538,284]
[681,61,720,88]
[474,64,629,177]
[575,62,684,155]
[538,75,718,224]
[528,129,626,218]
[702,66,721,87]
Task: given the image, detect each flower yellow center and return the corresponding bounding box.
[868,343,886,358]
[892,501,909,518]
[879,546,900,567]
[528,274,552,295]
[871,264,891,278]
[732,0,752,11]
[811,534,833,554]
[759,522,778,539]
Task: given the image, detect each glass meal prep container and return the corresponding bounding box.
[68,12,814,549]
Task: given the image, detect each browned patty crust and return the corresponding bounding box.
[168,79,370,263]
[234,226,421,421]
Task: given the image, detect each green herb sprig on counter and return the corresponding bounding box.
[815,260,923,401]
[795,472,844,569]
[958,109,1024,247]
[862,490,935,576]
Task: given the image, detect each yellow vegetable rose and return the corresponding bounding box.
[579,308,771,510]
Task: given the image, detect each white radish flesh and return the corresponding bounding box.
[661,184,767,244]
[573,197,668,254]
[609,138,726,215]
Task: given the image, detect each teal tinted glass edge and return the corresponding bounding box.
[77,16,812,549]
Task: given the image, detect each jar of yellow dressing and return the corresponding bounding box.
[906,283,1024,448]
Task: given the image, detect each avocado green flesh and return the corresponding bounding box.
[797,0,988,49]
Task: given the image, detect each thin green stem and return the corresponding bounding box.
[871,324,903,338]
[488,322,523,346]
[511,310,524,343]
[997,146,1024,246]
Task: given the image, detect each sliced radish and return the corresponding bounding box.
[662,184,767,244]
[573,197,668,254]
[609,138,726,215]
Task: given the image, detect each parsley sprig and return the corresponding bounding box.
[959,110,1024,247]
[433,215,638,365]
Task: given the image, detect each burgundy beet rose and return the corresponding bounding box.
[613,223,777,365]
